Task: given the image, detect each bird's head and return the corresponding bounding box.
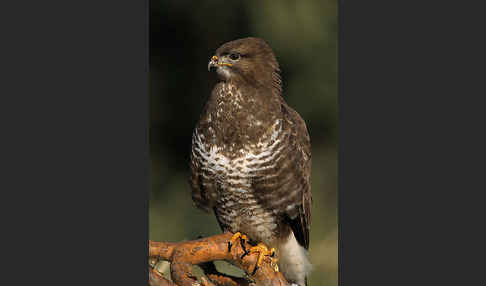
[208,37,281,92]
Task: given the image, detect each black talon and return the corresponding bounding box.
[251,265,259,275]
[240,238,249,259]
[240,237,247,251]
[228,241,232,252]
[240,250,249,259]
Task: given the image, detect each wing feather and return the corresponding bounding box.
[250,100,312,249]
[282,103,312,249]
[189,145,211,213]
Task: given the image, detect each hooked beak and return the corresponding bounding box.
[208,55,233,71]
[208,55,218,71]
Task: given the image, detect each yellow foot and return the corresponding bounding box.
[247,243,278,275]
[228,232,248,253]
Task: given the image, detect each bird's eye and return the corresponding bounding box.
[229,53,240,60]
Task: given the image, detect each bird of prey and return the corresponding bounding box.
[189,37,312,286]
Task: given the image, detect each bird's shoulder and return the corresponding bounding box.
[280,101,311,161]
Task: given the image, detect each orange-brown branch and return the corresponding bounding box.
[149,232,290,286]
[198,261,251,286]
[149,268,177,286]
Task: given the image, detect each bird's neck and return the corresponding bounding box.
[211,82,279,122]
[197,82,282,155]
[230,69,283,99]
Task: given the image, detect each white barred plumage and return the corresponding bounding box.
[191,117,285,243]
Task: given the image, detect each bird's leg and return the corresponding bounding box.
[247,243,278,275]
[227,232,248,253]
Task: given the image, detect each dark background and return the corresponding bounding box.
[149,1,338,284]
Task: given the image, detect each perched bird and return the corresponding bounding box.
[189,37,312,286]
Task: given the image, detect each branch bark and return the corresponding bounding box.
[149,232,290,286]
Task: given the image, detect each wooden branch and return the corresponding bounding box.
[198,261,251,286]
[149,232,290,286]
[149,267,177,286]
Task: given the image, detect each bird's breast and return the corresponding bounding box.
[191,119,287,244]
[192,119,285,178]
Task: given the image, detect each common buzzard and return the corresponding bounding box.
[190,37,312,286]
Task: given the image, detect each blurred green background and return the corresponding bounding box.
[149,1,337,285]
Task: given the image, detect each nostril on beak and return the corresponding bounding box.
[211,55,218,62]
